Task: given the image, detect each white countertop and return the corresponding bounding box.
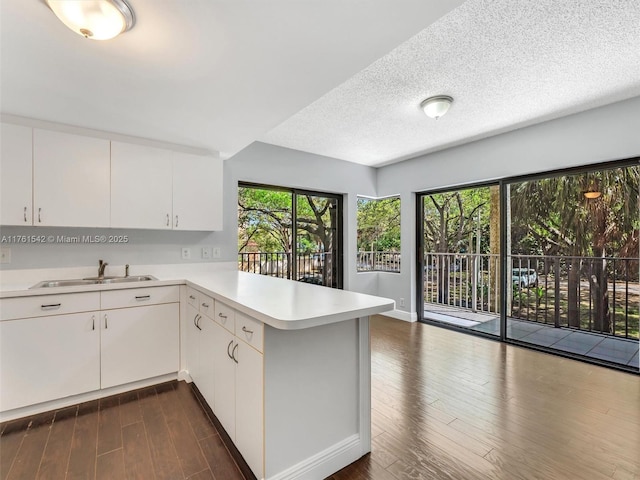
[0,267,394,330]
[186,271,394,330]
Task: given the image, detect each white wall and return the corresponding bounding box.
[377,95,640,319]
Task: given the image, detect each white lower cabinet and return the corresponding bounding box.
[0,286,180,415]
[100,303,179,389]
[186,291,264,480]
[0,311,100,412]
[235,340,264,479]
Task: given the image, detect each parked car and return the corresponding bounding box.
[512,268,537,287]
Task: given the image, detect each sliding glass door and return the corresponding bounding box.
[238,183,343,289]
[418,159,639,371]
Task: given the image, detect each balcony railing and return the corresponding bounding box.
[357,251,401,272]
[238,251,331,285]
[424,252,639,339]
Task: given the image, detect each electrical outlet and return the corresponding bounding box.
[202,247,212,259]
[399,297,405,307]
[0,247,11,264]
[212,247,221,259]
[181,247,191,260]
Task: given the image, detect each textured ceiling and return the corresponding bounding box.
[262,0,640,166]
[0,0,463,158]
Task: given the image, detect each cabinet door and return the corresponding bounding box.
[212,321,236,440]
[0,123,32,225]
[0,312,100,411]
[33,129,110,227]
[111,141,173,229]
[101,303,179,389]
[235,341,264,480]
[172,153,223,231]
[197,314,217,409]
[185,304,201,383]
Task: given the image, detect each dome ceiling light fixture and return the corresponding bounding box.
[420,95,453,119]
[45,0,135,40]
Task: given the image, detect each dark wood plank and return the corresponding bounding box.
[5,411,54,480]
[139,384,183,480]
[96,449,126,480]
[155,386,209,477]
[122,421,155,480]
[119,390,142,427]
[198,434,244,480]
[186,469,215,480]
[97,394,122,455]
[66,400,99,480]
[172,381,217,440]
[0,417,31,480]
[36,405,78,480]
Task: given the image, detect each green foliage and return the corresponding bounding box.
[357,197,401,251]
[423,187,491,253]
[510,166,640,258]
[238,186,338,254]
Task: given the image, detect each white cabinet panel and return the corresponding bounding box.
[0,312,100,411]
[100,286,179,310]
[186,303,202,384]
[110,141,173,229]
[198,314,217,409]
[235,341,264,480]
[33,129,110,227]
[212,321,236,439]
[173,153,222,231]
[0,123,32,225]
[101,303,179,389]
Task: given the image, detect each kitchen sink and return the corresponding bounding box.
[30,275,158,289]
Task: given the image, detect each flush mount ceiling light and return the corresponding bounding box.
[420,95,453,119]
[46,0,135,40]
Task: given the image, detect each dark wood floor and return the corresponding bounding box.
[3,315,639,480]
[0,380,244,480]
[329,315,640,480]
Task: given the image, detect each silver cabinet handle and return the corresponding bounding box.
[232,343,238,364]
[218,313,227,319]
[201,302,209,308]
[38,207,42,223]
[242,326,253,335]
[92,315,95,331]
[175,215,179,228]
[41,303,61,310]
[196,314,202,330]
[104,314,108,329]
[23,206,27,222]
[189,295,196,300]
[135,295,151,301]
[166,213,170,226]
[227,339,234,359]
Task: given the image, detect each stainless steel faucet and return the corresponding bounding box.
[98,259,108,279]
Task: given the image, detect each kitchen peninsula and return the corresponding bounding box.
[0,268,394,480]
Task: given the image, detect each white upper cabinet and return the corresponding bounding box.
[173,152,223,231]
[33,129,110,227]
[0,123,32,226]
[110,141,173,229]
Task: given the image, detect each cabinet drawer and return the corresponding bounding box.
[214,301,235,333]
[101,286,179,310]
[0,292,101,321]
[199,293,214,318]
[236,311,264,353]
[186,288,200,308]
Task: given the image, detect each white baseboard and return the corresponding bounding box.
[379,309,417,322]
[177,369,193,382]
[267,434,362,480]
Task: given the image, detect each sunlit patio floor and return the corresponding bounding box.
[424,304,639,369]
